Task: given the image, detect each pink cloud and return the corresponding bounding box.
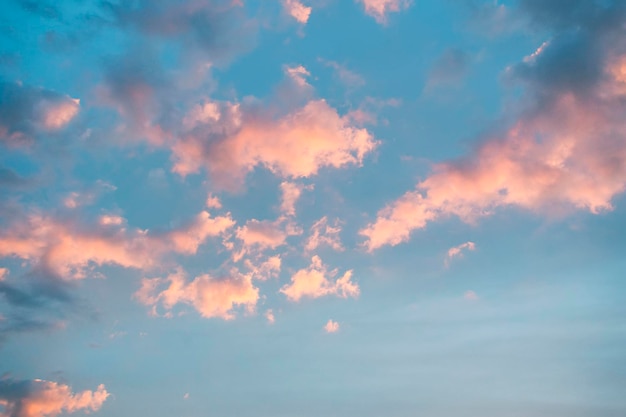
[37,98,80,130]
[134,268,259,320]
[0,210,234,280]
[0,379,109,417]
[324,319,340,333]
[445,241,476,266]
[282,0,312,24]
[280,256,358,302]
[356,0,412,24]
[280,181,312,216]
[172,97,378,188]
[304,216,344,252]
[265,309,276,324]
[243,255,282,281]
[362,51,626,250]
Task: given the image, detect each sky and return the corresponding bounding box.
[1,0,626,416]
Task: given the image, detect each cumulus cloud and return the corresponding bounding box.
[356,0,411,24]
[134,268,259,320]
[324,319,340,333]
[0,210,234,280]
[445,241,476,266]
[175,98,377,187]
[361,0,626,250]
[265,309,275,324]
[282,0,312,24]
[243,255,282,281]
[304,217,343,252]
[280,256,358,302]
[280,182,311,216]
[0,378,109,417]
[0,82,79,147]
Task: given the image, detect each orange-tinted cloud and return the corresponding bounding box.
[324,319,340,333]
[356,0,411,24]
[445,241,476,266]
[280,256,358,302]
[0,210,234,279]
[173,98,378,188]
[282,0,312,24]
[134,268,259,320]
[304,217,343,252]
[362,43,626,250]
[0,378,109,417]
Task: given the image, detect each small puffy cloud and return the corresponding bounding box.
[265,309,275,324]
[243,255,282,281]
[183,393,190,400]
[0,268,7,281]
[324,319,340,333]
[280,182,311,216]
[356,0,412,24]
[205,193,222,210]
[284,65,311,89]
[0,378,109,417]
[304,217,343,252]
[0,82,80,147]
[282,0,312,24]
[280,256,358,302]
[164,211,235,255]
[232,217,301,261]
[134,268,259,320]
[445,241,476,266]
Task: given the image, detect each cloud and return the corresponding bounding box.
[280,182,311,216]
[235,218,299,252]
[280,256,358,302]
[282,0,312,24]
[134,268,259,320]
[324,319,339,333]
[243,255,282,281]
[361,0,626,250]
[0,82,79,147]
[445,241,476,266]
[0,210,234,280]
[356,0,411,24]
[102,0,255,61]
[0,378,109,417]
[265,309,275,324]
[304,217,343,252]
[171,65,378,188]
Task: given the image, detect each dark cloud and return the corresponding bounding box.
[101,0,256,62]
[0,81,80,147]
[0,167,30,188]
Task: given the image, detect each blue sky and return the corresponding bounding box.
[1,1,626,416]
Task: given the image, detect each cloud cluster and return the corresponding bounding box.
[356,0,411,24]
[134,268,259,319]
[281,256,358,301]
[0,210,233,280]
[282,0,312,24]
[0,378,109,417]
[362,0,626,250]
